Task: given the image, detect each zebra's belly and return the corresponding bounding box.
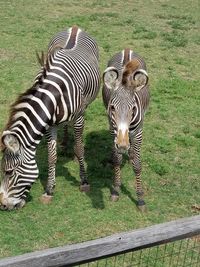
[54,101,83,125]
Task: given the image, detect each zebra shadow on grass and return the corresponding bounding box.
[85,130,137,209]
[36,128,137,209]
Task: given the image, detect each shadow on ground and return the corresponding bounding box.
[36,127,137,209]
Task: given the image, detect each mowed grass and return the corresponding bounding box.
[0,0,200,259]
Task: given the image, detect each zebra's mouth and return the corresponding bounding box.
[15,199,26,209]
[0,198,26,211]
[117,147,129,155]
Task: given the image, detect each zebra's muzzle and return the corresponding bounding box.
[0,193,26,211]
[115,129,130,153]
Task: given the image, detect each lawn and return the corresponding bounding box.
[0,0,199,259]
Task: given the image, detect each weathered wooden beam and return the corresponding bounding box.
[0,215,199,267]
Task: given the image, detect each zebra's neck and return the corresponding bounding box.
[6,87,51,151]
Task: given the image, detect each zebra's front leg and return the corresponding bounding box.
[46,139,57,195]
[40,126,57,204]
[129,131,146,211]
[74,116,90,192]
[111,147,122,201]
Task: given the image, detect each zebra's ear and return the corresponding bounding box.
[103,67,119,90]
[1,132,20,154]
[133,69,148,92]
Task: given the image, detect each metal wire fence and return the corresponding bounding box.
[78,236,200,267]
[0,215,199,267]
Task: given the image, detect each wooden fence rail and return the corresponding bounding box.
[0,215,199,267]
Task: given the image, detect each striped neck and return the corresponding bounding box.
[5,88,51,151]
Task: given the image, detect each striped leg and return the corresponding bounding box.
[45,126,57,195]
[40,126,57,204]
[110,129,122,201]
[74,116,90,192]
[129,130,146,211]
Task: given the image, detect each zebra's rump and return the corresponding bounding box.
[32,26,101,125]
[47,26,100,106]
[48,26,99,60]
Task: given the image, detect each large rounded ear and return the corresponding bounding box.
[133,69,148,92]
[1,131,20,154]
[103,67,119,90]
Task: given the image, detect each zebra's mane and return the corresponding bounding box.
[4,48,59,132]
[5,85,38,132]
[6,45,64,131]
[36,47,60,74]
[1,84,38,151]
[36,51,47,68]
[122,60,140,85]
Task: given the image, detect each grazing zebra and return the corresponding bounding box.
[102,48,150,211]
[0,26,100,210]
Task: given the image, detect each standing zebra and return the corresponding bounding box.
[0,26,100,210]
[102,48,149,211]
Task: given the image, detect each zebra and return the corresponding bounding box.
[102,48,150,211]
[0,26,100,210]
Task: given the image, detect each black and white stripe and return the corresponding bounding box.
[102,48,150,211]
[0,26,100,210]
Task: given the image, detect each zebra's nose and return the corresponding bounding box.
[0,193,4,205]
[0,193,9,210]
[0,198,8,210]
[0,197,15,211]
[0,204,8,210]
[115,129,130,152]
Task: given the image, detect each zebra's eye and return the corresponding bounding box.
[5,169,14,176]
[132,106,136,112]
[110,105,115,112]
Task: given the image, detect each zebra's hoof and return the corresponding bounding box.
[110,194,119,202]
[40,193,53,204]
[80,184,90,192]
[73,156,79,163]
[137,204,146,212]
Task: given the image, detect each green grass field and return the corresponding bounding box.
[0,0,200,260]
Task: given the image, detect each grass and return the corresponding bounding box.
[0,0,200,262]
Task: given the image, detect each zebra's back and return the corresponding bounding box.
[48,26,99,60]
[36,26,101,124]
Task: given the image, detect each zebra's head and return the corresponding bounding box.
[0,131,39,210]
[103,59,148,153]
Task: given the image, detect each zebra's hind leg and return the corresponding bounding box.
[74,116,90,192]
[40,126,57,204]
[61,124,68,148]
[129,131,146,212]
[111,147,122,201]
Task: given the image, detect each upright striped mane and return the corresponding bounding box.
[123,48,131,65]
[122,59,140,86]
[5,86,38,132]
[4,49,51,133]
[36,51,47,67]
